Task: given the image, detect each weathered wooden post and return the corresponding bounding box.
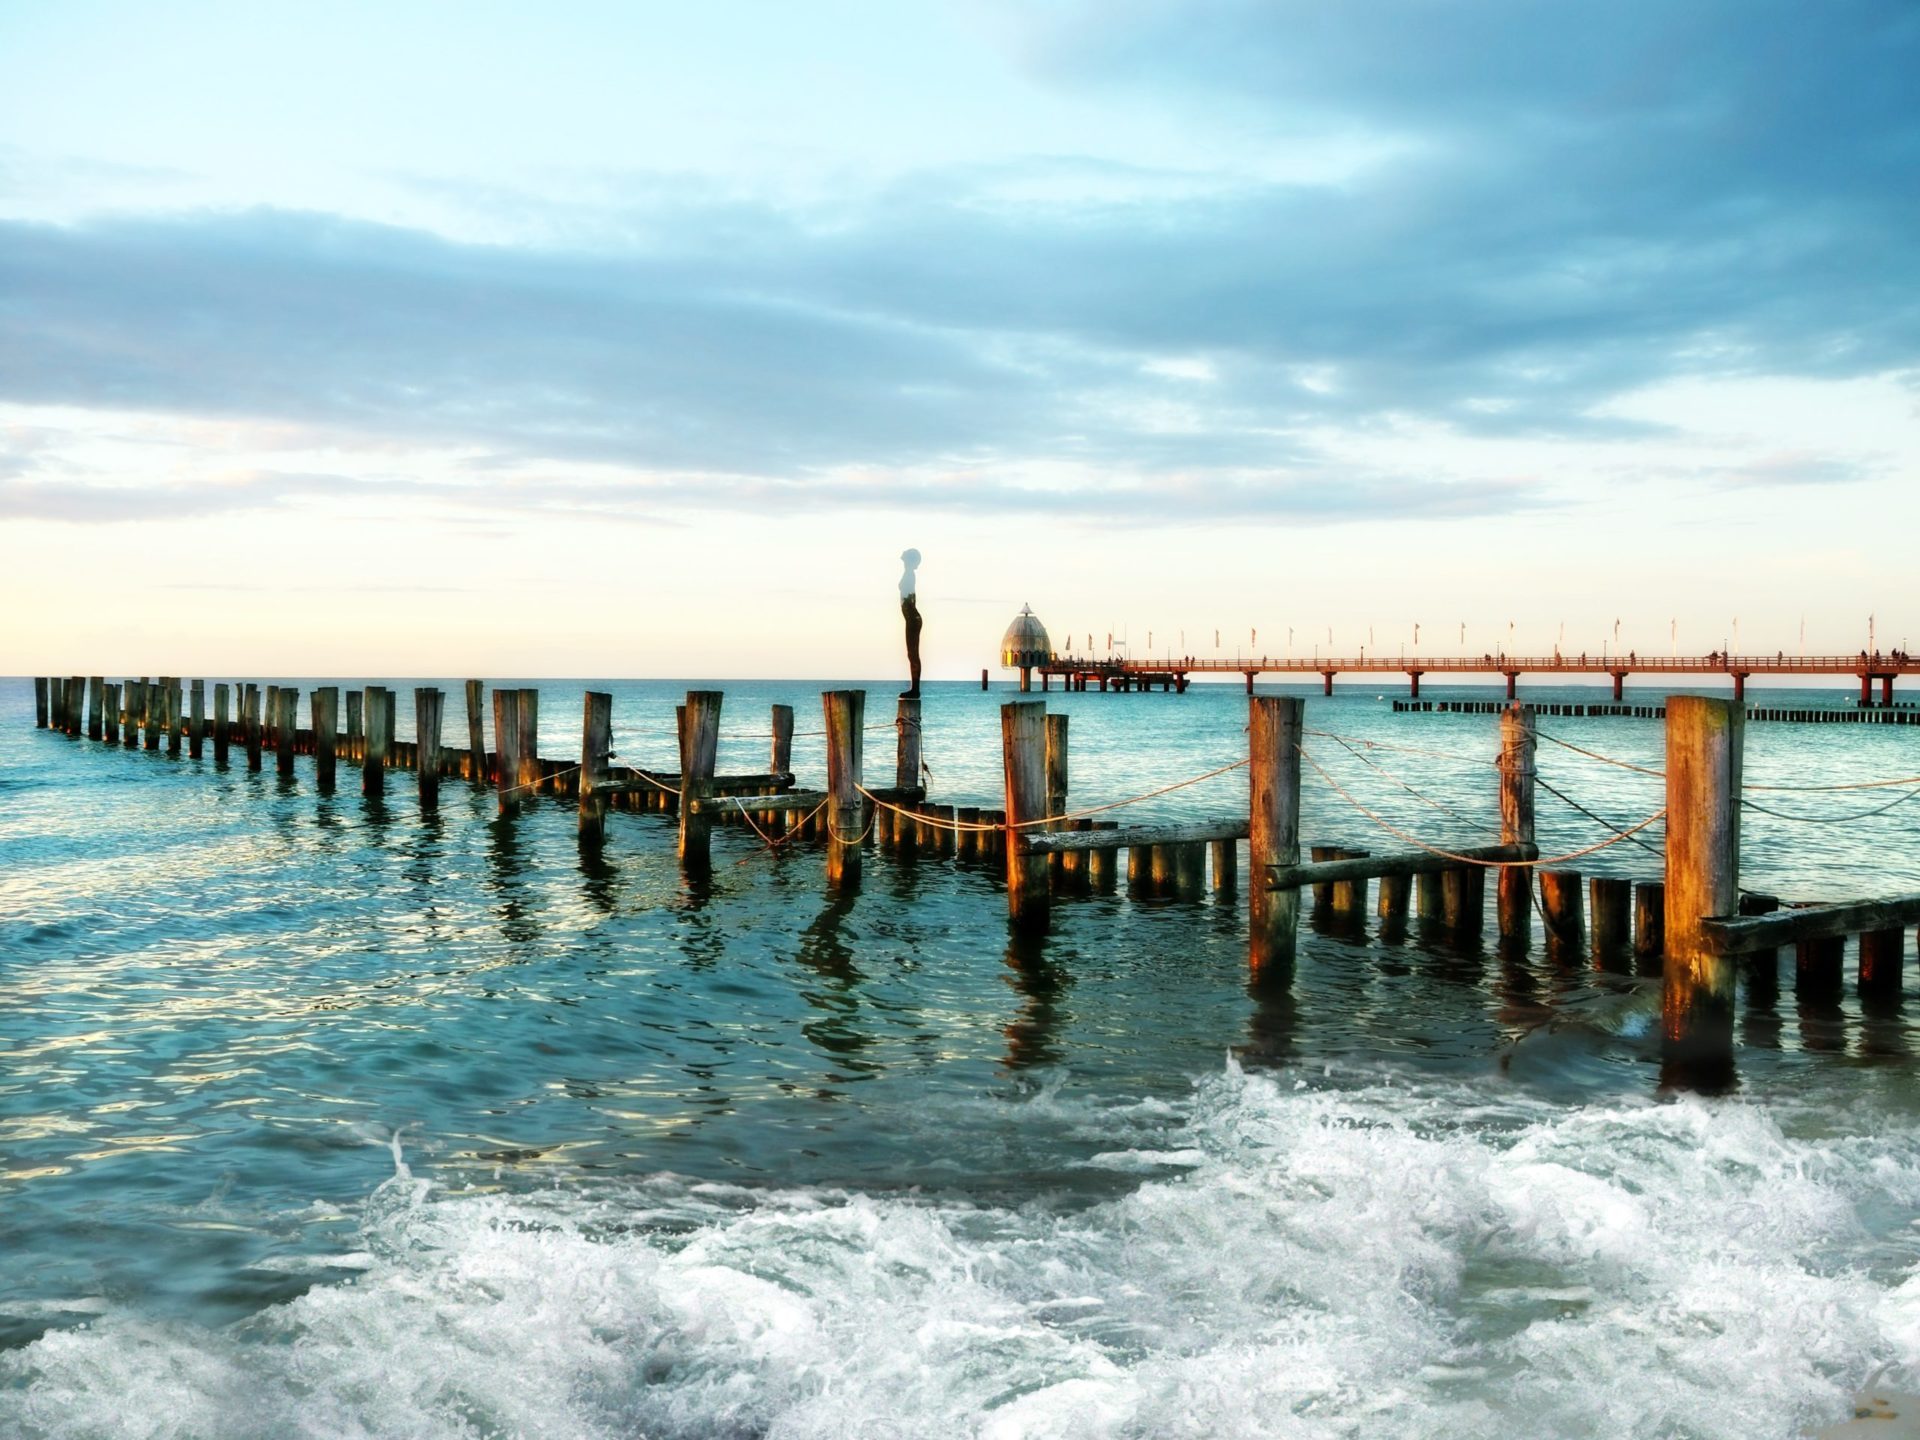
[68,676,86,736]
[465,680,486,783]
[1211,838,1239,895]
[1539,870,1584,951]
[312,687,338,789]
[346,691,363,764]
[1858,927,1904,1005]
[265,685,280,754]
[1044,713,1069,890]
[416,687,444,809]
[1634,880,1665,974]
[33,677,48,728]
[144,680,162,750]
[243,684,262,771]
[1249,695,1303,974]
[1662,695,1742,1086]
[101,683,120,745]
[213,683,230,762]
[87,677,104,740]
[823,689,865,889]
[362,686,392,796]
[679,690,723,871]
[579,690,612,844]
[771,703,794,779]
[1590,876,1632,971]
[1002,701,1050,931]
[188,680,205,758]
[491,689,520,813]
[1331,849,1369,918]
[896,695,921,791]
[1497,704,1535,947]
[513,689,541,797]
[275,689,296,775]
[1378,873,1411,924]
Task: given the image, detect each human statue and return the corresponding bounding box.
[899,548,922,698]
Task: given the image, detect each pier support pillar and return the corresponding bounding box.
[1244,672,1255,695]
[1860,674,1872,707]
[1248,695,1303,976]
[1662,695,1743,1090]
[1002,701,1050,933]
[1732,672,1747,703]
[1504,671,1518,701]
[1408,670,1423,699]
[1883,676,1896,707]
[1321,671,1334,696]
[1612,671,1625,702]
[1497,704,1535,949]
[1019,666,1032,693]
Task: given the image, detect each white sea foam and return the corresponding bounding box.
[7,1063,1920,1439]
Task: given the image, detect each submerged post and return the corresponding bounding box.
[275,689,296,775]
[346,690,363,764]
[465,680,486,784]
[1249,694,1303,974]
[1045,712,1069,888]
[579,690,613,844]
[679,690,723,871]
[416,687,444,810]
[1497,704,1535,947]
[1002,701,1049,932]
[771,703,794,779]
[189,680,205,758]
[312,687,339,789]
[362,686,392,796]
[33,677,48,728]
[514,689,541,797]
[87,677,104,741]
[1663,695,1743,1087]
[824,689,866,888]
[103,683,121,746]
[492,689,521,813]
[243,684,262,771]
[213,683,230,762]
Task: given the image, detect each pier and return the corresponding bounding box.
[1030,651,1920,705]
[29,674,1920,1090]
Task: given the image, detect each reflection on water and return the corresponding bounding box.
[5,677,1920,1348]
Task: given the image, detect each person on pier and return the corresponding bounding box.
[900,548,923,698]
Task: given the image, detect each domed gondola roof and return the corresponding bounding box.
[1001,605,1053,667]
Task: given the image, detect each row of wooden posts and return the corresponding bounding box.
[34,676,1920,1081]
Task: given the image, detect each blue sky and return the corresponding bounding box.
[2,1,1917,677]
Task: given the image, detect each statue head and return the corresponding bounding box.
[900,548,921,569]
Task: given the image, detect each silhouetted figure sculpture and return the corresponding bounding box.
[900,548,922,697]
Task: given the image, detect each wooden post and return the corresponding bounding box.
[1210,837,1238,894]
[101,683,120,745]
[1859,927,1904,1004]
[1249,695,1303,974]
[492,689,520,812]
[87,677,104,740]
[188,680,205,758]
[69,676,86,736]
[1497,704,1536,946]
[896,695,922,793]
[771,703,794,780]
[33,677,48,728]
[346,690,364,765]
[1331,849,1369,918]
[680,690,723,870]
[243,684,262,770]
[416,687,445,809]
[1045,712,1070,888]
[1089,822,1119,892]
[265,685,280,754]
[312,687,338,789]
[1002,700,1050,932]
[213,683,230,762]
[1172,842,1206,900]
[822,690,864,888]
[1416,870,1444,922]
[144,679,162,750]
[514,689,541,797]
[362,686,392,795]
[1662,695,1743,1086]
[1539,870,1584,951]
[1378,872,1412,924]
[1634,880,1666,974]
[465,680,486,784]
[1590,876,1632,971]
[579,690,612,843]
[275,689,297,775]
[1796,936,1844,1003]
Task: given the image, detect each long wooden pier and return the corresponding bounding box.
[28,674,1920,1089]
[1032,651,1920,705]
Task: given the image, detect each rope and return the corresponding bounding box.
[738,797,828,851]
[1743,774,1920,793]
[1325,734,1499,835]
[1298,746,1666,868]
[1741,785,1920,825]
[1536,773,1665,858]
[853,757,1250,835]
[1305,729,1495,766]
[1535,730,1665,778]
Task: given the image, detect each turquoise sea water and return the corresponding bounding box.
[5,676,1920,1438]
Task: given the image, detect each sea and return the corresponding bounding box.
[5,676,1920,1439]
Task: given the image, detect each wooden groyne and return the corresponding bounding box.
[29,675,1920,1087]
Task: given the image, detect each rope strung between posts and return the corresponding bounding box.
[1324,734,1500,836]
[853,757,1251,835]
[1741,785,1920,825]
[1298,745,1667,868]
[1304,729,1496,766]
[1535,773,1665,857]
[1743,773,1920,793]
[738,797,829,853]
[1535,730,1666,778]
[1538,727,1920,796]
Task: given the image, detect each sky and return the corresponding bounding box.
[2,0,1917,680]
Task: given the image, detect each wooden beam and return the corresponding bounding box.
[1268,842,1534,890]
[1701,895,1920,955]
[1025,817,1249,853]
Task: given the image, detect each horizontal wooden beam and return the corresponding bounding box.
[1267,842,1535,890]
[695,789,830,813]
[1701,895,1920,955]
[1023,817,1247,853]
